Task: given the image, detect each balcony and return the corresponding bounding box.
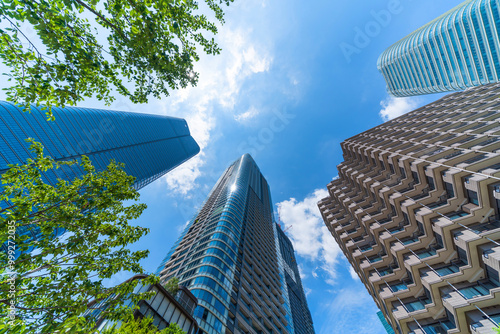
[392,296,432,320]
[387,225,405,235]
[455,153,489,167]
[421,260,467,284]
[398,236,420,246]
[469,219,500,235]
[367,253,385,264]
[369,265,397,282]
[469,311,500,333]
[409,248,437,260]
[453,217,500,243]
[407,319,455,334]
[359,244,374,252]
[431,210,470,228]
[442,279,499,308]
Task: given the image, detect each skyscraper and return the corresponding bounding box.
[0,101,200,189]
[0,101,200,252]
[318,83,500,333]
[156,154,314,334]
[378,0,500,97]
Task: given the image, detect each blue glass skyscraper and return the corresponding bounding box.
[0,101,200,189]
[276,226,315,334]
[378,0,500,96]
[156,154,315,334]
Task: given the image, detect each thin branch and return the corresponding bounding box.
[73,0,129,41]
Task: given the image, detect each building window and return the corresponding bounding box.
[485,264,500,285]
[434,232,444,248]
[445,309,456,328]
[406,269,413,284]
[403,212,410,225]
[417,221,425,235]
[444,182,454,198]
[412,171,420,184]
[457,247,468,265]
[399,167,406,179]
[426,176,435,191]
[466,189,479,205]
[389,164,395,174]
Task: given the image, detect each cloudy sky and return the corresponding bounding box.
[0,0,466,332]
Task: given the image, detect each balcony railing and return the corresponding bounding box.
[421,260,466,278]
[432,210,468,222]
[442,279,499,300]
[457,153,487,166]
[408,320,455,334]
[401,297,432,313]
[469,218,500,234]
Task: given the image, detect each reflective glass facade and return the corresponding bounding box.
[378,0,500,96]
[0,101,200,189]
[276,226,315,334]
[156,154,314,334]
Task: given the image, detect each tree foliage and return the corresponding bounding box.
[0,140,157,333]
[0,0,233,120]
[102,317,186,334]
[164,277,179,296]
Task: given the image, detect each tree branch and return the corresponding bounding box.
[73,0,129,41]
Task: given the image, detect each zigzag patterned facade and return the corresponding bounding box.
[319,83,500,334]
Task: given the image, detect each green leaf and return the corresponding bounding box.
[0,0,233,119]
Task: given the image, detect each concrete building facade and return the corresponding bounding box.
[318,83,500,333]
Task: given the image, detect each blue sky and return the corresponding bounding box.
[0,0,467,333]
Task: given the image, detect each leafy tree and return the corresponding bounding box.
[164,277,180,296]
[102,317,186,334]
[0,140,158,333]
[0,0,233,120]
[494,325,500,334]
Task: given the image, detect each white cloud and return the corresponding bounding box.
[159,27,273,195]
[164,110,214,195]
[278,189,342,286]
[235,106,261,123]
[298,263,308,280]
[379,96,419,122]
[348,265,359,281]
[318,288,382,334]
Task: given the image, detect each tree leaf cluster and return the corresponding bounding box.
[101,317,186,334]
[0,139,157,333]
[0,0,233,120]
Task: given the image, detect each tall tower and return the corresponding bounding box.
[378,0,500,97]
[156,154,314,334]
[0,101,200,189]
[318,83,500,334]
[0,101,200,250]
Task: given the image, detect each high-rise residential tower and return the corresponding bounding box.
[156,154,314,334]
[0,101,200,189]
[378,0,500,97]
[318,83,500,333]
